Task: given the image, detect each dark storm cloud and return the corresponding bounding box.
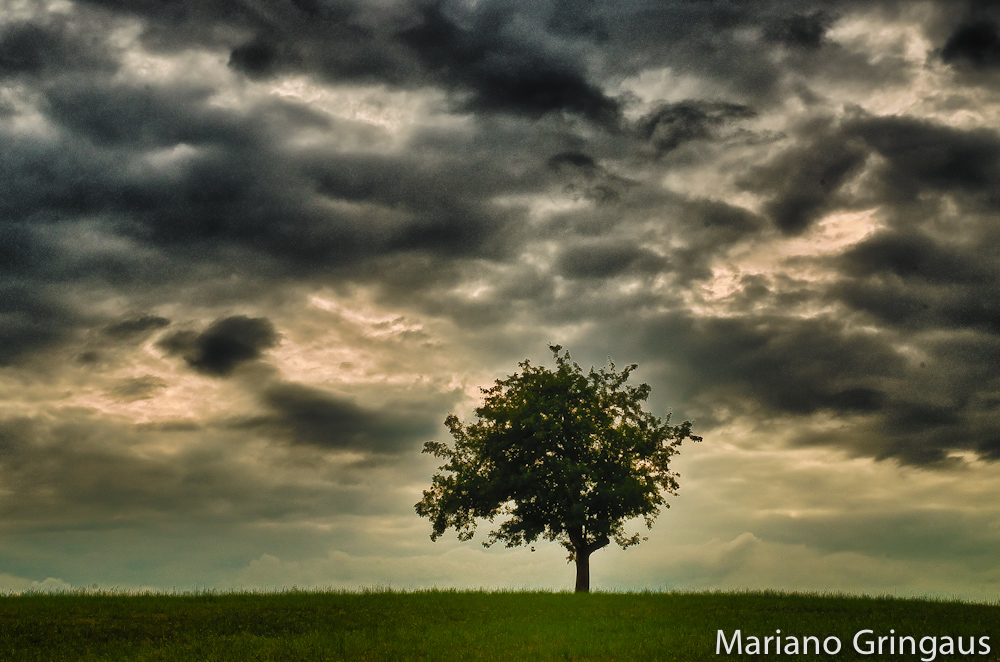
[79,0,416,84]
[546,152,637,205]
[834,230,1000,338]
[621,306,1000,466]
[397,3,620,124]
[616,98,1000,466]
[42,81,268,148]
[72,0,910,117]
[630,242,1000,468]
[741,121,869,234]
[233,381,436,453]
[9,0,1000,474]
[547,152,595,169]
[687,198,769,245]
[834,280,1000,340]
[764,11,835,49]
[78,0,621,123]
[942,19,1000,69]
[0,75,519,295]
[824,115,1000,327]
[0,52,522,366]
[158,316,280,376]
[0,17,116,77]
[839,232,988,285]
[536,188,767,286]
[228,38,286,78]
[588,0,892,104]
[847,114,1000,205]
[821,219,1000,466]
[636,101,757,157]
[741,112,1000,234]
[0,0,912,321]
[0,21,79,76]
[639,312,903,417]
[300,148,524,260]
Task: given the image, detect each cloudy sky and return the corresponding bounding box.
[5,0,1000,598]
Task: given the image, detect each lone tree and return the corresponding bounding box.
[415,345,701,592]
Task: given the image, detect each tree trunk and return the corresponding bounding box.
[574,550,591,593]
[571,531,610,593]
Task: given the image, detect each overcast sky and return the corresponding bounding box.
[5,0,1000,597]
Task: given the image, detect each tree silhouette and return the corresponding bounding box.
[415,345,701,592]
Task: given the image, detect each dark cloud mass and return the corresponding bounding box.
[942,19,1000,69]
[637,312,903,418]
[236,381,435,453]
[0,18,115,77]
[159,316,279,376]
[848,114,1000,201]
[6,0,1000,466]
[398,3,621,124]
[637,100,756,156]
[743,122,869,234]
[839,232,987,285]
[765,11,834,49]
[0,22,72,75]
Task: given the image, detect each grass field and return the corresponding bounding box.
[1,589,998,661]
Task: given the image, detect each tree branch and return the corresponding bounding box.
[586,534,610,554]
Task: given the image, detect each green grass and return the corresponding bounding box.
[1,589,999,661]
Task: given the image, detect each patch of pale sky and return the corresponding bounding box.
[825,5,934,65]
[614,67,718,119]
[498,191,593,226]
[820,7,980,122]
[297,325,491,422]
[644,534,996,598]
[308,296,426,339]
[0,0,71,23]
[117,42,232,96]
[43,324,269,425]
[690,413,1000,522]
[690,208,881,312]
[274,340,426,392]
[658,126,788,213]
[892,342,932,370]
[270,78,415,133]
[661,163,746,209]
[271,337,369,388]
[0,84,60,140]
[88,372,247,425]
[266,292,463,397]
[696,411,856,456]
[141,143,201,173]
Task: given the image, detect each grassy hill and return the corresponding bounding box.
[1,589,998,661]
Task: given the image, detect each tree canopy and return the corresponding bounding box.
[415,345,702,592]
